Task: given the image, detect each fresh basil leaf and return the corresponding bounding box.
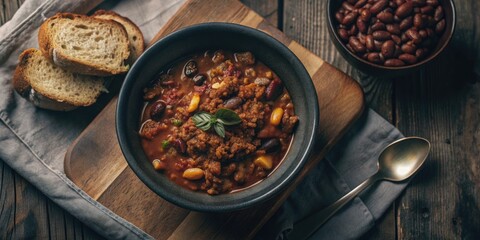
[192,112,213,131]
[215,108,242,125]
[213,122,225,138]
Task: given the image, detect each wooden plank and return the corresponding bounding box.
[395,0,480,237]
[64,0,364,239]
[282,1,396,239]
[241,0,279,27]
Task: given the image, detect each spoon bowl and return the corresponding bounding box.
[378,137,431,181]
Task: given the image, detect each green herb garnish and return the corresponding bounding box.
[172,119,183,126]
[161,140,170,149]
[192,108,242,138]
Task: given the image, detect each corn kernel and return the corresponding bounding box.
[182,168,204,180]
[254,155,273,170]
[270,107,284,126]
[211,82,224,89]
[265,71,273,79]
[152,159,166,171]
[187,93,200,113]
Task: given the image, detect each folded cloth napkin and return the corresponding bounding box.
[0,0,404,239]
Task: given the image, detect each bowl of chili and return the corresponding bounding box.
[117,23,319,212]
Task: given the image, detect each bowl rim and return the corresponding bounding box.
[327,0,456,70]
[116,22,319,212]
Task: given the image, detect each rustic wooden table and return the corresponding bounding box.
[1,0,479,239]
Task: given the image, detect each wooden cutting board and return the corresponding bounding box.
[64,0,365,239]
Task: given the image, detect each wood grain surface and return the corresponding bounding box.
[2,0,480,239]
[63,0,364,239]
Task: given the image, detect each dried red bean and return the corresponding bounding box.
[343,12,359,25]
[373,30,391,41]
[355,0,368,8]
[342,1,355,11]
[401,43,417,54]
[415,48,426,59]
[374,40,384,51]
[399,53,418,64]
[381,40,396,58]
[400,16,413,30]
[426,0,439,7]
[434,6,444,21]
[394,0,405,6]
[338,28,350,41]
[395,1,414,18]
[366,35,376,50]
[420,5,434,14]
[371,22,386,31]
[406,28,422,44]
[150,100,166,121]
[367,52,385,64]
[371,0,389,14]
[435,19,445,34]
[385,59,406,66]
[349,24,358,35]
[412,0,426,7]
[377,11,394,23]
[265,79,283,101]
[386,24,401,35]
[357,19,368,33]
[335,12,345,23]
[349,37,367,53]
[413,13,424,28]
[414,7,421,13]
[391,34,402,45]
[223,97,243,109]
[419,29,428,38]
[360,9,372,21]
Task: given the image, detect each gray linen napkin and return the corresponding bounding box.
[0,1,405,239]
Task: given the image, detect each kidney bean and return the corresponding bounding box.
[426,0,439,7]
[374,40,384,51]
[371,22,386,31]
[150,100,166,121]
[434,6,444,21]
[367,52,385,64]
[184,60,198,78]
[357,19,368,33]
[401,42,417,54]
[389,1,397,8]
[349,24,358,35]
[415,48,426,59]
[412,0,426,6]
[343,11,359,25]
[395,1,413,18]
[349,37,367,53]
[173,139,187,154]
[223,97,243,109]
[371,0,389,14]
[413,13,424,28]
[406,28,422,44]
[254,77,271,86]
[399,53,418,64]
[394,0,405,6]
[399,16,413,30]
[381,40,396,58]
[265,79,283,101]
[360,9,372,22]
[414,7,421,13]
[435,19,445,34]
[401,32,409,42]
[386,24,401,35]
[394,45,402,57]
[260,138,281,153]
[385,59,406,66]
[342,1,355,11]
[377,11,394,23]
[355,0,368,8]
[391,34,402,45]
[338,28,350,41]
[419,29,428,38]
[421,5,434,14]
[335,12,345,23]
[358,33,366,45]
[373,30,391,40]
[192,74,207,86]
[366,35,376,50]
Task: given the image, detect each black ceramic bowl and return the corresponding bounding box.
[116,23,319,212]
[327,0,456,75]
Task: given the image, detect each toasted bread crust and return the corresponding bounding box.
[38,13,130,76]
[12,49,78,111]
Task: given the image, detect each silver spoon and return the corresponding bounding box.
[287,137,430,240]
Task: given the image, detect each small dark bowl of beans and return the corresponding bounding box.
[116,23,319,212]
[328,0,456,75]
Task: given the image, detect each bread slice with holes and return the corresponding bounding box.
[38,13,130,76]
[92,10,145,63]
[13,48,107,111]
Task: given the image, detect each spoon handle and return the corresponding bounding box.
[288,175,379,240]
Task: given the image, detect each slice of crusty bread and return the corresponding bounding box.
[13,48,107,111]
[38,13,130,76]
[92,10,145,63]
